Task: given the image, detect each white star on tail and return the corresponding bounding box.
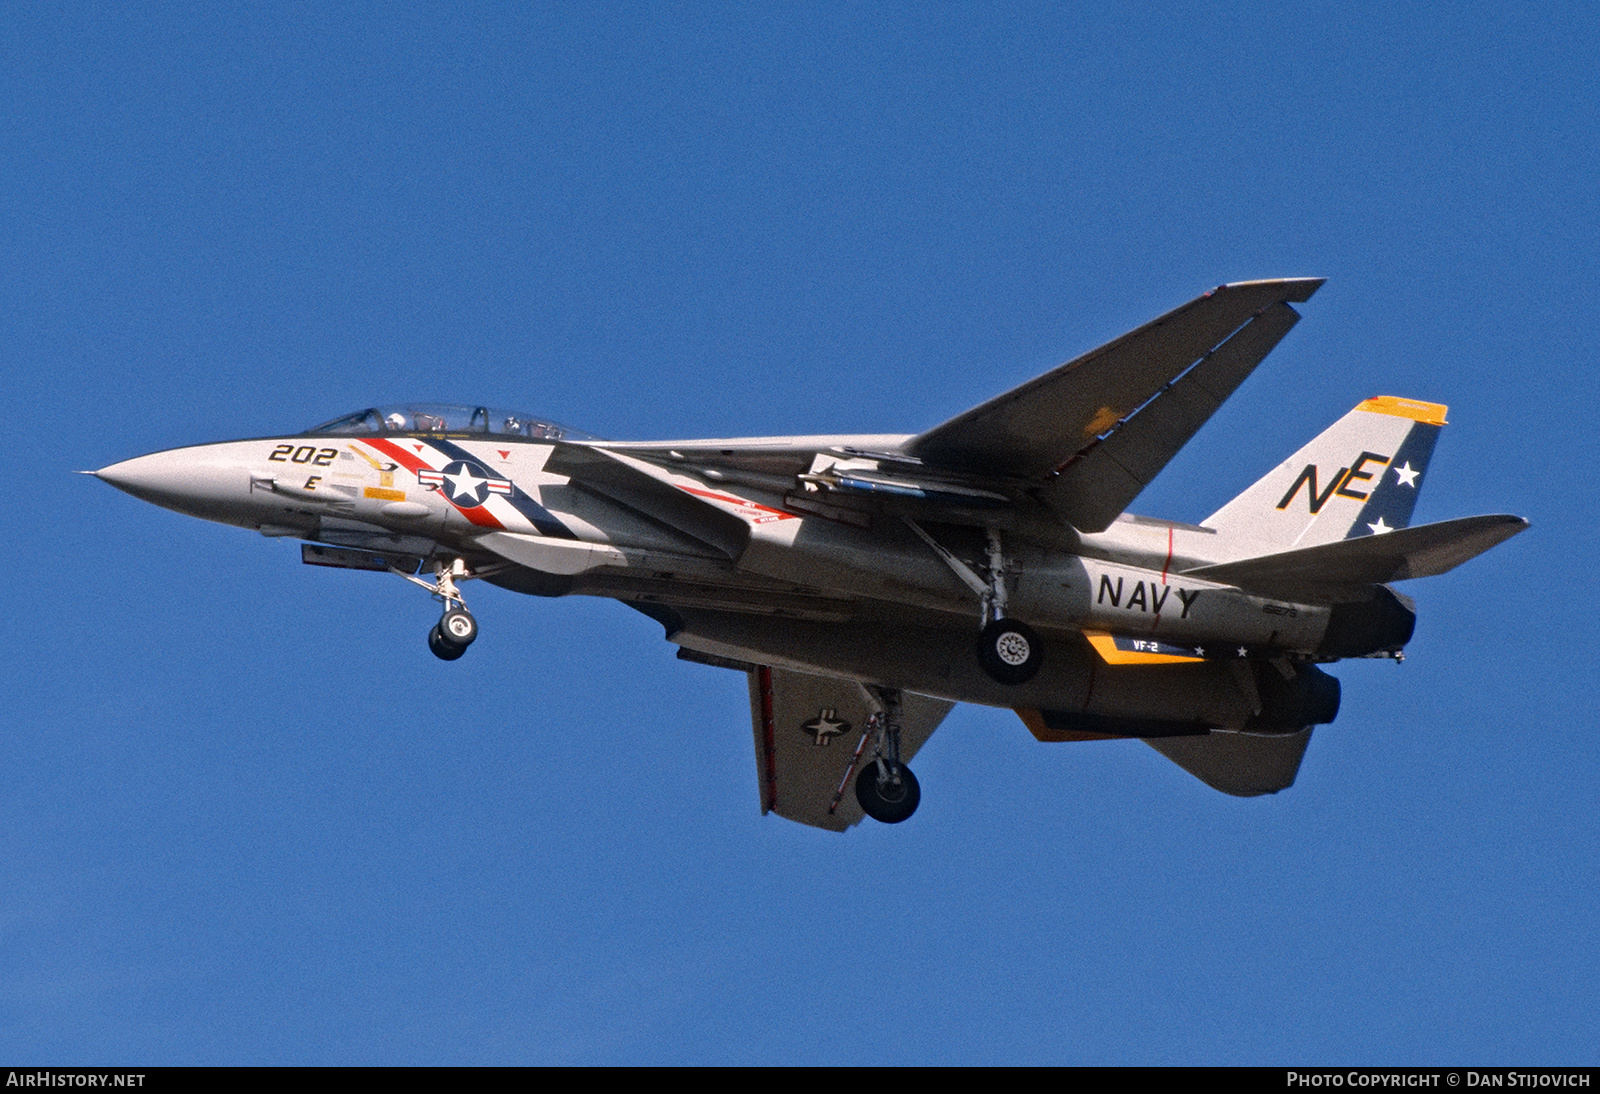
[1367,517,1394,535]
[1392,462,1420,487]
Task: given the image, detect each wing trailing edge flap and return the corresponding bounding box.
[904,280,1323,523]
[749,666,955,831]
[1145,728,1314,797]
[1180,514,1530,601]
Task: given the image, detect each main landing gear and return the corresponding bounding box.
[974,528,1042,684]
[392,558,481,661]
[905,521,1043,686]
[854,689,921,824]
[976,617,1042,685]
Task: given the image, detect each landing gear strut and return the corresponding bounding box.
[854,690,921,824]
[973,527,1041,684]
[392,558,480,660]
[904,521,1043,686]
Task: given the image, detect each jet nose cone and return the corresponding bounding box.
[93,444,264,526]
[95,452,193,503]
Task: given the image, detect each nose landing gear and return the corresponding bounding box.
[428,621,467,660]
[438,608,477,647]
[391,557,482,661]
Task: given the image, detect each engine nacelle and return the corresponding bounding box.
[1317,587,1416,658]
[1244,661,1341,734]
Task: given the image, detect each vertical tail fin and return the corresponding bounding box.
[1204,396,1446,553]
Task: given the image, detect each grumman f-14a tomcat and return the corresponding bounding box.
[93,279,1527,830]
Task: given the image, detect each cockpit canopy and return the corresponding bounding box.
[306,403,598,441]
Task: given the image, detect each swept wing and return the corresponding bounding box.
[906,278,1323,531]
[553,281,1327,539]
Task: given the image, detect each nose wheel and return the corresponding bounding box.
[439,608,477,646]
[429,607,478,660]
[428,621,465,660]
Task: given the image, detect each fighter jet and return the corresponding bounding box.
[94,279,1527,829]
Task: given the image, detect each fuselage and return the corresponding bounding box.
[94,407,1372,728]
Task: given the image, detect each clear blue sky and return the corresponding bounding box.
[5,3,1593,1064]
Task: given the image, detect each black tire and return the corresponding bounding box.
[428,624,466,661]
[976,618,1042,684]
[439,609,477,648]
[855,761,921,824]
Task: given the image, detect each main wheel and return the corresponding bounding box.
[439,609,478,648]
[977,618,1042,684]
[428,623,466,661]
[855,761,921,824]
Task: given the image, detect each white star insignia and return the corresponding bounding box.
[802,708,850,745]
[444,465,487,503]
[1236,647,1248,658]
[1367,517,1394,535]
[1392,462,1419,488]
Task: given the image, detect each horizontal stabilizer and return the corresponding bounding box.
[1182,514,1529,600]
[906,279,1323,488]
[1146,728,1314,797]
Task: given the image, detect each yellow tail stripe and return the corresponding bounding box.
[1359,395,1448,425]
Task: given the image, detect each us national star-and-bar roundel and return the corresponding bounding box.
[417,460,513,508]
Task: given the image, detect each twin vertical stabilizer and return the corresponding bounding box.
[1204,396,1447,554]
